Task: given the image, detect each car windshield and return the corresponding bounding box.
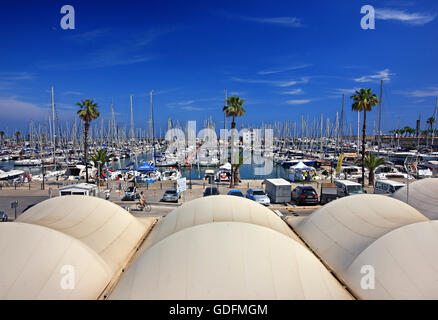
[206,188,217,194]
[127,187,135,192]
[302,189,316,195]
[166,190,176,195]
[253,190,265,196]
[391,185,404,193]
[347,186,364,194]
[230,192,243,196]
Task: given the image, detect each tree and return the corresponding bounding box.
[76,99,100,183]
[223,96,246,186]
[351,89,379,187]
[0,131,4,146]
[363,153,385,186]
[14,131,21,144]
[427,117,436,131]
[90,148,114,182]
[427,117,436,145]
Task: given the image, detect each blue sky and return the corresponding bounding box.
[0,0,437,136]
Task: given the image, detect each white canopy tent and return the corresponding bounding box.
[291,161,313,171]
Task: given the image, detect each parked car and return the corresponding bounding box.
[123,186,138,201]
[246,188,271,206]
[0,211,8,222]
[161,188,180,203]
[227,189,244,197]
[203,187,220,197]
[291,186,319,205]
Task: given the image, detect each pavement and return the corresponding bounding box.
[0,179,331,221]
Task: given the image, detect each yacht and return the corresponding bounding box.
[0,168,24,180]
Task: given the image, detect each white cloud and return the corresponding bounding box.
[177,100,195,106]
[281,89,303,95]
[399,87,438,97]
[0,98,47,121]
[286,99,312,105]
[242,16,303,27]
[181,106,206,111]
[354,69,394,82]
[258,64,311,75]
[63,91,82,96]
[0,72,33,81]
[375,8,436,25]
[335,88,360,95]
[232,77,308,87]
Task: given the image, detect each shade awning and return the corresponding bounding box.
[135,162,157,172]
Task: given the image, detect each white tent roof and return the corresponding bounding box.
[17,195,148,274]
[0,222,112,300]
[110,222,353,300]
[291,161,312,170]
[345,221,438,300]
[392,178,438,220]
[286,195,428,278]
[140,195,301,252]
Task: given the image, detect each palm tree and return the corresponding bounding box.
[427,117,436,131]
[223,96,246,186]
[409,127,416,137]
[14,131,21,144]
[427,117,436,145]
[351,89,379,187]
[90,148,114,183]
[363,153,385,186]
[76,99,100,183]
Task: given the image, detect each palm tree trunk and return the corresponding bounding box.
[362,109,367,188]
[369,170,374,186]
[84,122,89,183]
[230,117,236,187]
[234,167,240,187]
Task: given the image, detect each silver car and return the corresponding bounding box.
[162,188,180,203]
[246,188,271,206]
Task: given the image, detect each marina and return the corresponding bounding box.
[1,0,438,304]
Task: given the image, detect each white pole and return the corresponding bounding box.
[51,86,56,166]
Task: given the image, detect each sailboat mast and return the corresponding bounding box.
[432,98,438,146]
[51,85,56,166]
[150,90,155,166]
[378,79,383,152]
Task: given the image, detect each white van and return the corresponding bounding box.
[374,180,406,195]
[334,180,365,198]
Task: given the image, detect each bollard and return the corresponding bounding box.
[161,182,163,190]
